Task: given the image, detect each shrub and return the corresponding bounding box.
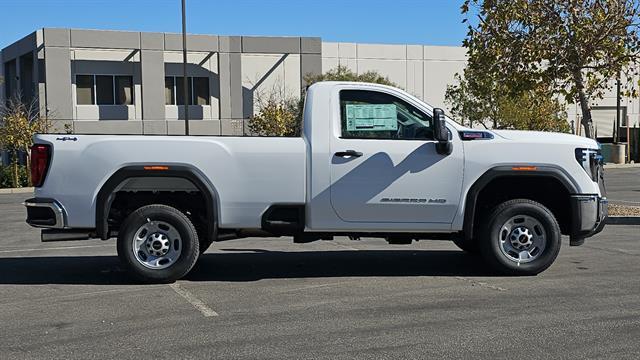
[248,66,398,137]
[248,88,301,137]
[0,164,29,188]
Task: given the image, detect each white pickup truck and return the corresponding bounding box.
[25,81,607,282]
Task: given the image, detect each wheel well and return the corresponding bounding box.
[107,190,208,240]
[469,175,572,237]
[96,166,218,242]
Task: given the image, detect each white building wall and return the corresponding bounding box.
[241,52,301,110]
[323,41,639,136]
[322,42,467,113]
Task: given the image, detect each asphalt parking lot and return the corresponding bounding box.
[0,169,638,359]
[605,166,640,205]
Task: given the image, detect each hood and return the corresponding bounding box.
[490,129,599,149]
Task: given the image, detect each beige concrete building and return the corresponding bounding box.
[1,28,637,141]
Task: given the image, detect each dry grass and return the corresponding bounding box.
[608,203,640,216]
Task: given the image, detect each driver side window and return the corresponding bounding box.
[339,90,433,140]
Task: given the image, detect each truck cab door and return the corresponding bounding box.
[328,89,463,227]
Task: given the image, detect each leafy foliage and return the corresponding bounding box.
[457,0,640,138]
[0,96,50,187]
[304,65,398,87]
[446,74,570,132]
[0,164,28,188]
[495,87,570,132]
[247,87,301,137]
[248,66,397,137]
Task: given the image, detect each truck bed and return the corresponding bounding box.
[34,134,306,229]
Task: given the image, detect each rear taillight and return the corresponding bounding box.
[31,144,51,187]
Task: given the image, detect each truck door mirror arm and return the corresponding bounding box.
[433,108,453,155]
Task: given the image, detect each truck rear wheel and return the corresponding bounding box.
[117,204,200,283]
[480,199,561,275]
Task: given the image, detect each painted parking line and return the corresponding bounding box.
[279,281,351,293]
[329,241,359,251]
[169,282,219,317]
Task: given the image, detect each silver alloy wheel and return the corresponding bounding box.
[498,215,546,263]
[132,220,182,269]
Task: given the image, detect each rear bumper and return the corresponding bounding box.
[24,198,66,229]
[569,195,607,245]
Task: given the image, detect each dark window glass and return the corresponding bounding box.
[339,90,433,140]
[96,75,114,105]
[76,75,94,105]
[175,77,193,105]
[165,77,175,105]
[5,59,17,102]
[115,76,133,105]
[193,77,210,105]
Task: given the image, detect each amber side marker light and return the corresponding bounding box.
[143,166,169,171]
[511,166,538,171]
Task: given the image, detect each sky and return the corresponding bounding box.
[0,0,469,49]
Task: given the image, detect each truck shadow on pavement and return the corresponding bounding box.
[0,249,500,285]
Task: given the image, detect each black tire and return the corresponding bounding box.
[452,236,480,254]
[193,221,214,255]
[199,238,215,255]
[480,199,561,275]
[117,204,200,283]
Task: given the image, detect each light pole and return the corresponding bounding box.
[615,72,621,144]
[182,0,189,135]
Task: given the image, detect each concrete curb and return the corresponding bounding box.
[604,163,640,169]
[0,187,34,195]
[606,216,640,225]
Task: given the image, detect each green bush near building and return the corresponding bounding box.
[0,164,29,188]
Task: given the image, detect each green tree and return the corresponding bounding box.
[446,74,570,132]
[459,0,640,138]
[0,96,50,187]
[494,87,570,132]
[247,85,301,137]
[248,66,397,136]
[303,65,397,87]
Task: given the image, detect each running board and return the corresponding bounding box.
[41,229,95,242]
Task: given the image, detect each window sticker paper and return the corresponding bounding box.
[346,104,398,131]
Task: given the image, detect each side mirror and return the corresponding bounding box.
[433,108,452,155]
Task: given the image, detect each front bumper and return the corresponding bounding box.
[569,195,607,245]
[24,198,66,229]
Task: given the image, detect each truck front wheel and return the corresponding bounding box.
[480,199,561,275]
[117,204,200,283]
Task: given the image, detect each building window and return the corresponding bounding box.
[96,75,114,105]
[193,77,210,105]
[76,75,94,105]
[165,76,210,105]
[165,77,175,105]
[115,76,133,105]
[175,77,191,106]
[75,75,133,105]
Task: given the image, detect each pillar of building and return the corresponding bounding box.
[219,36,243,135]
[140,32,166,134]
[300,37,322,88]
[42,29,73,124]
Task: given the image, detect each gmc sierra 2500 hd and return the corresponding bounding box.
[25,82,607,283]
